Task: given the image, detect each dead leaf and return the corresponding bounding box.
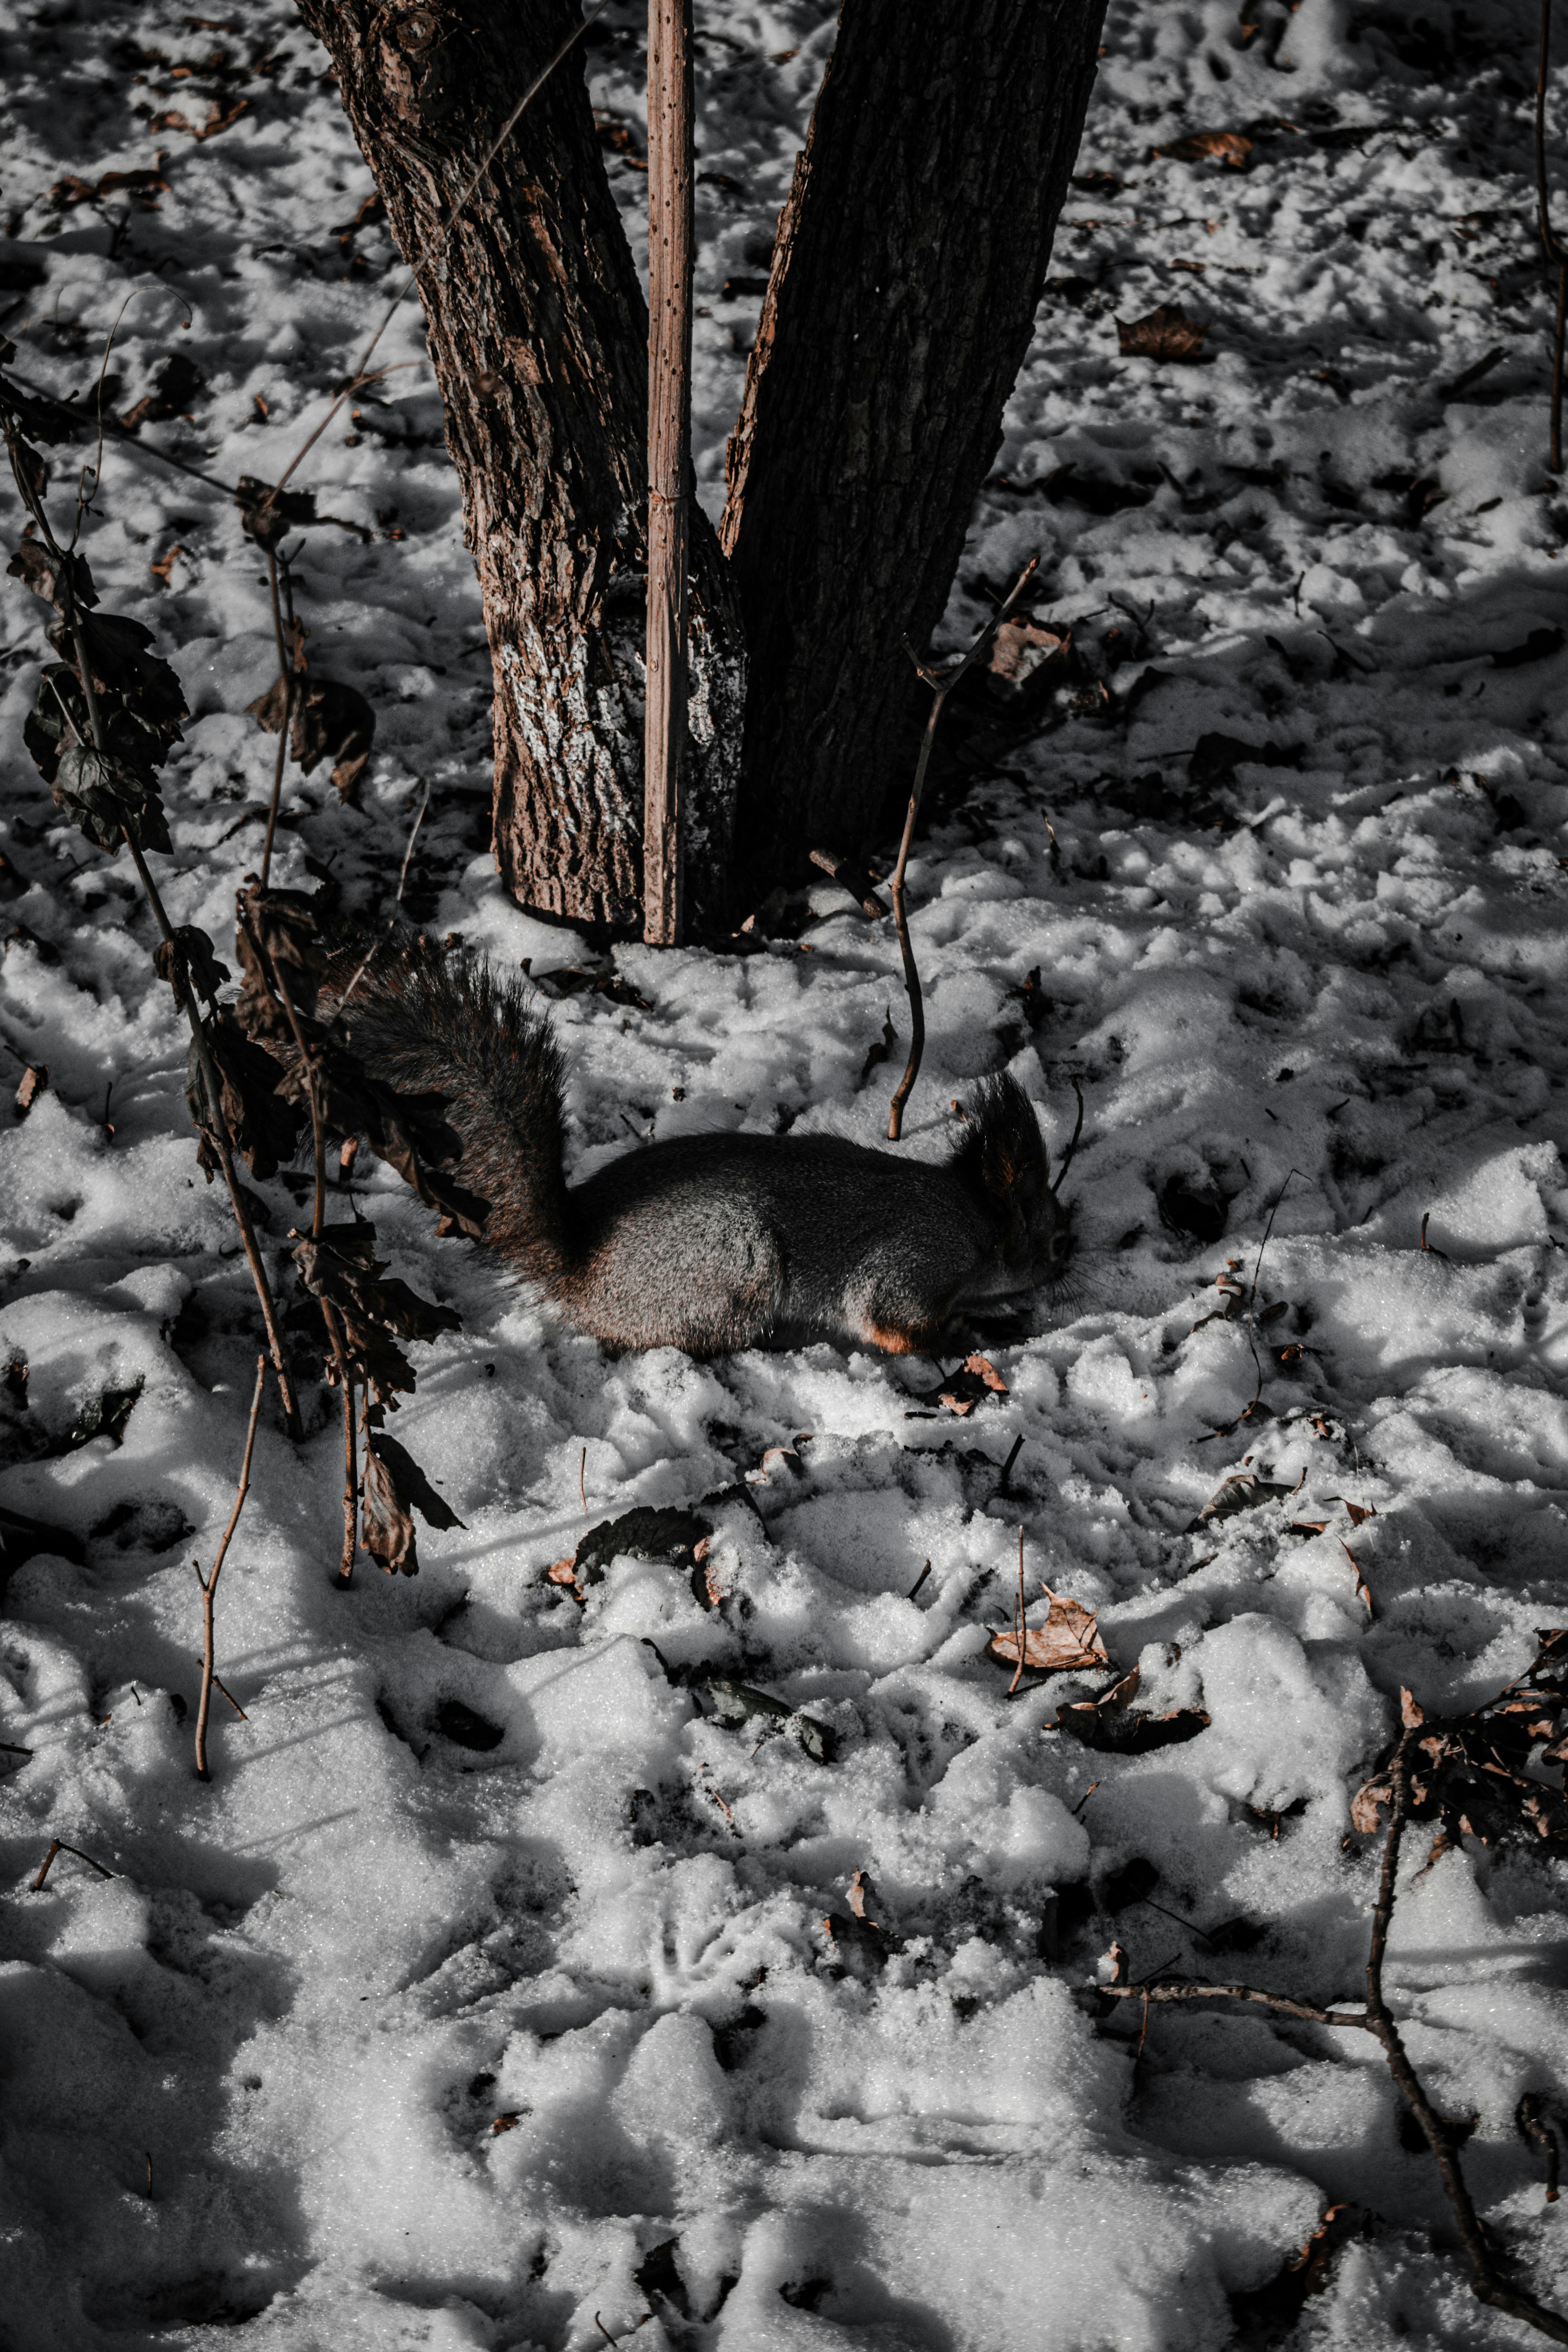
[928,1354,1009,1417]
[1101,1940,1129,1986]
[982,614,1073,707]
[360,1430,463,1578]
[148,544,184,586]
[13,1064,46,1119]
[1342,1541,1374,1615]
[987,1585,1109,1675]
[1153,130,1253,167]
[1055,1664,1211,1754]
[1186,1469,1297,1532]
[121,353,204,432]
[491,2112,520,2135]
[1329,1496,1377,1526]
[1117,303,1208,363]
[1401,1687,1425,1728]
[1351,1775,1392,1834]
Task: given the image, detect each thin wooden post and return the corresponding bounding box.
[644,0,694,945]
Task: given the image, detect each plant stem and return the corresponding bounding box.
[2,437,302,1436]
[886,557,1037,1141]
[260,543,295,889]
[194,1354,265,1781]
[125,834,302,1436]
[265,944,358,1585]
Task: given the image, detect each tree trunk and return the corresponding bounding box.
[295,0,744,931]
[721,0,1107,886]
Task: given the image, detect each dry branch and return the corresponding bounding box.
[1099,1712,1568,2343]
[643,0,694,946]
[31,1837,117,1891]
[886,557,1038,1141]
[193,1355,266,1780]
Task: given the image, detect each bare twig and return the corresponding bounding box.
[193,1355,266,1780]
[1050,1078,1085,1198]
[809,846,889,920]
[1100,1717,1568,2345]
[886,558,1038,1140]
[259,542,297,889]
[644,0,694,946]
[1238,1166,1299,1422]
[31,1837,117,1891]
[1008,1527,1027,1697]
[1099,1978,1374,2032]
[255,933,359,1583]
[908,1558,932,1602]
[331,782,431,1023]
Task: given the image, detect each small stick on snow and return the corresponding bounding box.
[886,557,1038,1141]
[1099,1720,1568,2346]
[1008,1527,1027,1698]
[580,1445,588,1516]
[30,1838,118,1892]
[194,1355,266,1781]
[259,542,297,889]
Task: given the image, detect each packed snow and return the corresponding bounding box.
[2,1,1568,2347]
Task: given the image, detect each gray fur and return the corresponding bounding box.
[324,939,1066,1357]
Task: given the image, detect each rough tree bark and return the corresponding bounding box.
[721,0,1107,884]
[295,0,744,930]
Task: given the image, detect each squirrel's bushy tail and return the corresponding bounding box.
[324,937,570,1287]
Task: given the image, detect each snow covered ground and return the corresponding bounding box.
[2,0,1568,2345]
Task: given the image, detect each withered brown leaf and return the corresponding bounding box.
[1118,303,1208,363]
[987,1585,1109,1675]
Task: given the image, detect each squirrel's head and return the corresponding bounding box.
[951,1075,1073,1288]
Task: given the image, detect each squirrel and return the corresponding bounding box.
[314,936,1072,1359]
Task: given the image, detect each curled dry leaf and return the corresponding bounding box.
[987,1586,1109,1675]
[1153,129,1252,167]
[360,1429,464,1577]
[1351,1630,1568,1850]
[153,923,230,1009]
[929,1353,1009,1417]
[571,1505,712,1587]
[1054,1663,1212,1755]
[120,353,205,433]
[1342,1540,1374,1615]
[185,1007,304,1181]
[13,1064,46,1119]
[704,1673,836,1763]
[1186,1468,1298,1533]
[234,475,318,552]
[6,539,96,610]
[1117,303,1208,363]
[292,1225,460,1403]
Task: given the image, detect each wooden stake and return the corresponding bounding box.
[643,0,694,946]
